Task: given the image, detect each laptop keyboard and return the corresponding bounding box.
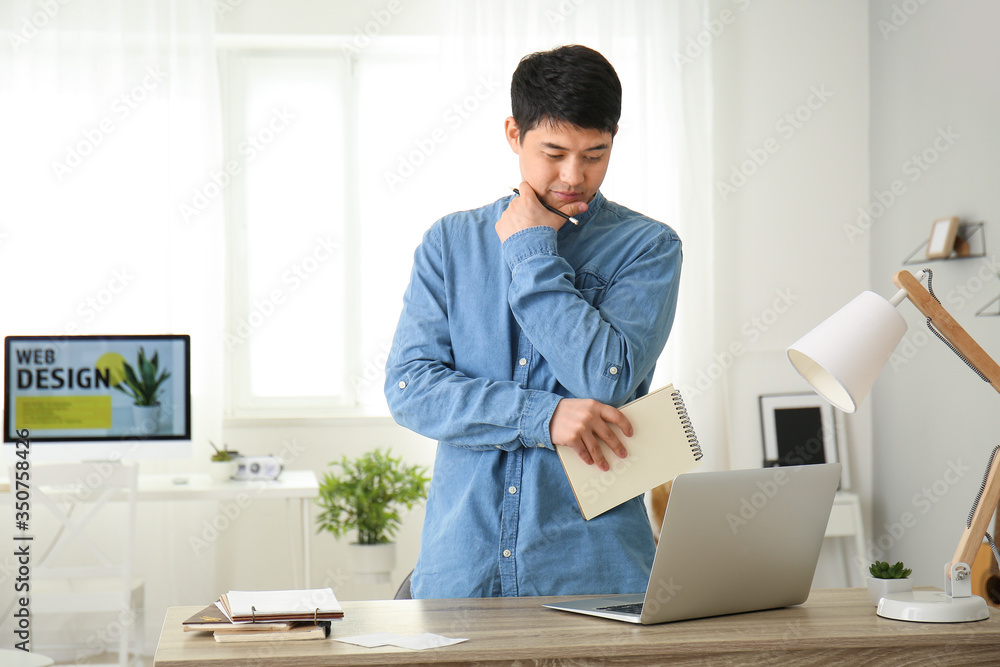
[596,602,643,615]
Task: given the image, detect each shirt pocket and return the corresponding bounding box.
[574,268,609,308]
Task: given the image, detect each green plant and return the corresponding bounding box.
[113,347,170,407]
[315,448,430,545]
[209,441,237,462]
[869,560,912,579]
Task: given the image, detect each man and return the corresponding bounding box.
[384,45,681,599]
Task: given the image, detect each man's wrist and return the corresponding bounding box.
[519,390,561,449]
[501,226,559,270]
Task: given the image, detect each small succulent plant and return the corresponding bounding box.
[869,560,912,579]
[209,441,238,462]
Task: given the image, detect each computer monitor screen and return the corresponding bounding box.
[3,335,192,462]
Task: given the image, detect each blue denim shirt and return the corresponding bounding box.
[385,191,682,599]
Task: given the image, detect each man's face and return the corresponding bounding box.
[505,117,614,211]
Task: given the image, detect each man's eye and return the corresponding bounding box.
[544,153,563,160]
[585,155,602,163]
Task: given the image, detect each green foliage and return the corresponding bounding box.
[869,560,912,579]
[315,448,430,545]
[209,441,237,462]
[113,347,170,407]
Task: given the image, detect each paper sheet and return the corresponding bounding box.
[333,632,468,650]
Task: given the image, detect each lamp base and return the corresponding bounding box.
[877,590,990,623]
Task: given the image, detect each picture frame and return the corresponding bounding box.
[759,393,849,489]
[925,216,960,260]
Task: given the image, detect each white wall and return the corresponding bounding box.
[712,0,1000,590]
[868,0,1000,587]
[711,0,871,585]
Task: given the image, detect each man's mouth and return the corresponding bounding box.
[551,190,583,203]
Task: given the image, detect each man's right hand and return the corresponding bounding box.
[550,398,632,472]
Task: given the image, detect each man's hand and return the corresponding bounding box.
[550,398,632,472]
[496,181,588,243]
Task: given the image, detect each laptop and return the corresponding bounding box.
[544,463,841,624]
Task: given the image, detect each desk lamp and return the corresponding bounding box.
[787,268,1000,622]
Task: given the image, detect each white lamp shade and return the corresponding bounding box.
[787,291,907,413]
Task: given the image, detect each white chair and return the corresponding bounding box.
[11,462,144,667]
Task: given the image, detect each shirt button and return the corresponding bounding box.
[508,486,517,494]
[398,380,407,389]
[518,358,527,366]
[503,549,512,558]
[609,366,619,375]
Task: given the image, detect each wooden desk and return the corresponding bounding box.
[153,588,999,666]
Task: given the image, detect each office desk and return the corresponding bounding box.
[153,588,999,666]
[2,469,319,588]
[138,470,319,588]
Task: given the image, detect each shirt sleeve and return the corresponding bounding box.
[501,224,681,407]
[384,225,561,450]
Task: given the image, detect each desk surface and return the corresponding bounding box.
[0,469,319,501]
[136,469,318,501]
[154,588,999,666]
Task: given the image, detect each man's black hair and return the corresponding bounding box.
[510,44,622,139]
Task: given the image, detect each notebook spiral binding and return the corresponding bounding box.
[670,389,703,461]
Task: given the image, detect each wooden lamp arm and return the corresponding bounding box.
[950,452,1000,575]
[893,271,1000,391]
[893,270,1000,575]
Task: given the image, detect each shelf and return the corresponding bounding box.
[902,221,986,266]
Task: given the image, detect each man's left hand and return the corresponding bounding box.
[496,181,587,243]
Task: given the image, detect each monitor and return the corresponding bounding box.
[3,335,192,462]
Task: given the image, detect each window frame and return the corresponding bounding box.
[218,35,438,421]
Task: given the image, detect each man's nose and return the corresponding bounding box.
[560,159,585,187]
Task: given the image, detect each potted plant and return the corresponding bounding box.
[113,346,170,434]
[315,448,430,577]
[208,441,240,483]
[867,560,913,605]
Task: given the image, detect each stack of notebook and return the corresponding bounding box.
[183,588,342,643]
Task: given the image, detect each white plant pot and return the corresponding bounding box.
[348,542,396,576]
[208,460,238,483]
[867,576,912,606]
[132,404,161,434]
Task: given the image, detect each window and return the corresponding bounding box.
[220,38,486,419]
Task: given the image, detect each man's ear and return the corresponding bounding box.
[504,117,522,154]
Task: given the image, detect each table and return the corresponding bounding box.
[153,588,1000,666]
[138,470,319,588]
[1,469,319,588]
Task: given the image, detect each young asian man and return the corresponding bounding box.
[384,44,682,599]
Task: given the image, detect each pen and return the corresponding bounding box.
[512,188,579,225]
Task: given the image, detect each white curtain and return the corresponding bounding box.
[1,0,225,654]
[441,0,726,469]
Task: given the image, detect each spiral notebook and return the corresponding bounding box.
[557,384,703,520]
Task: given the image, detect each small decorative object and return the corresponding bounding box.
[208,441,239,483]
[316,448,430,578]
[759,393,848,489]
[925,216,960,259]
[867,560,913,605]
[113,346,170,434]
